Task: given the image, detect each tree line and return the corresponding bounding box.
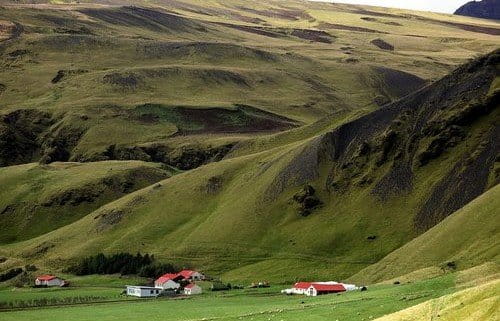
[65,252,178,278]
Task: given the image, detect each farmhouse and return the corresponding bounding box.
[34,275,65,287]
[154,273,181,289]
[183,283,202,295]
[126,286,161,298]
[306,283,346,296]
[178,269,205,281]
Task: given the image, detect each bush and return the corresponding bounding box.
[0,268,23,282]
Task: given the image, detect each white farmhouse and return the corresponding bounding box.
[126,286,161,298]
[184,283,202,295]
[35,275,65,287]
[154,273,181,290]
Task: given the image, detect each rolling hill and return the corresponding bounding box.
[0,0,498,293]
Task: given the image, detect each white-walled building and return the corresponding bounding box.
[183,283,202,295]
[35,275,65,287]
[154,273,181,290]
[126,286,161,298]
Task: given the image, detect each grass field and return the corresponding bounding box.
[0,273,458,321]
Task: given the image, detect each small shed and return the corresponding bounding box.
[184,283,202,295]
[35,275,64,287]
[126,286,161,298]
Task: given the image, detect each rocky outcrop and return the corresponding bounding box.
[455,0,500,20]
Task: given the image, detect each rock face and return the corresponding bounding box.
[455,0,500,20]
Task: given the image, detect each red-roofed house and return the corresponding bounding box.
[177,270,205,281]
[35,275,64,287]
[306,283,346,296]
[183,283,202,295]
[154,273,182,289]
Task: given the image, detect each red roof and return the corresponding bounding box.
[36,275,57,281]
[293,282,312,289]
[310,283,346,292]
[155,273,181,284]
[177,270,197,279]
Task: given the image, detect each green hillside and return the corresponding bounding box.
[0,49,497,283]
[0,161,174,243]
[351,184,500,284]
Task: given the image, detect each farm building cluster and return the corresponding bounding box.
[281,281,358,296]
[127,269,205,298]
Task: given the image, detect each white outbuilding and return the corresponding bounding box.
[126,286,161,298]
[184,283,202,295]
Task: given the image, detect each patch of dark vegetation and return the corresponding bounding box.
[0,83,5,94]
[367,235,377,240]
[0,109,54,167]
[132,103,298,135]
[361,17,403,26]
[90,142,235,171]
[0,268,22,282]
[236,6,314,21]
[94,209,125,232]
[6,49,29,58]
[103,72,143,89]
[318,22,388,34]
[65,252,178,278]
[370,38,394,51]
[38,120,87,164]
[79,6,206,33]
[293,185,322,217]
[290,29,333,43]
[205,176,223,194]
[372,66,427,101]
[352,9,406,19]
[51,69,88,84]
[216,22,282,38]
[136,41,280,62]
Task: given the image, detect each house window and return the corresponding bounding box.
[150,290,154,294]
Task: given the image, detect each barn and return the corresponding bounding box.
[292,282,312,294]
[177,270,205,281]
[154,273,181,289]
[306,283,346,296]
[35,275,65,287]
[126,286,161,298]
[183,283,202,295]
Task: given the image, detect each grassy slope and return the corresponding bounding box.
[0,161,173,243]
[375,279,499,321]
[351,185,500,284]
